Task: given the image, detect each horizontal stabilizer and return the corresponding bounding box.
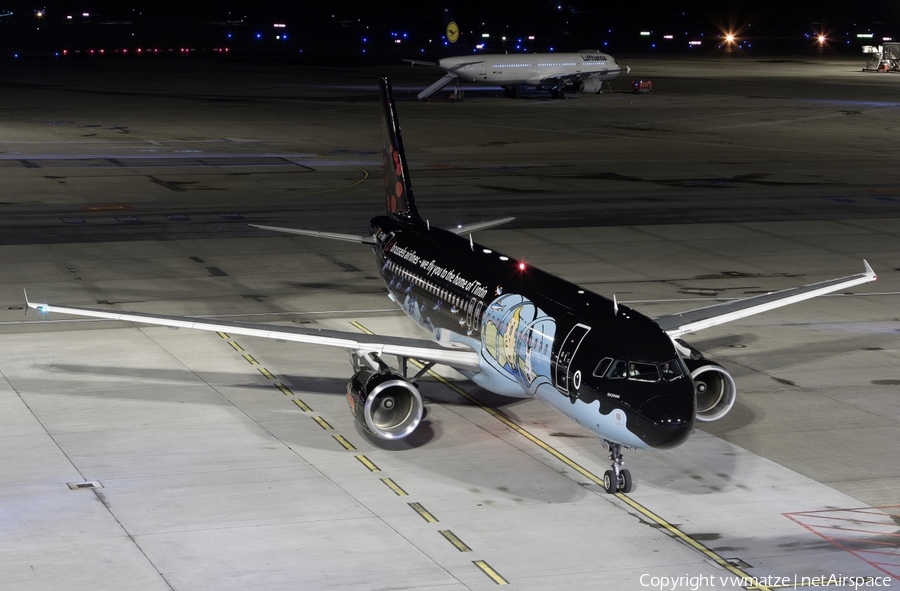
[447,217,515,234]
[403,59,438,67]
[247,224,375,244]
[418,73,458,100]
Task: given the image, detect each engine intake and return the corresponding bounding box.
[683,359,736,422]
[346,369,424,439]
[577,78,604,94]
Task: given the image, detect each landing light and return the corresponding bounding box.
[818,35,826,43]
[725,34,735,43]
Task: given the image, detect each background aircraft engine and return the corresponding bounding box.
[346,369,424,439]
[684,359,736,422]
[577,78,604,94]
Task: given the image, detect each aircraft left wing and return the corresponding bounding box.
[655,261,876,338]
[25,299,481,372]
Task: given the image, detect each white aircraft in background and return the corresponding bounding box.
[405,8,630,99]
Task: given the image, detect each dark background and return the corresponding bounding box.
[1,1,898,64]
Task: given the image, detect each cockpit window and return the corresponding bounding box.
[628,362,660,382]
[602,359,683,382]
[607,360,628,379]
[593,357,613,377]
[660,359,685,381]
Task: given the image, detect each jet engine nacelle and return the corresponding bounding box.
[577,78,604,94]
[683,359,736,422]
[346,369,424,439]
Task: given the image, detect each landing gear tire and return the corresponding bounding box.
[603,470,617,494]
[503,86,517,98]
[602,439,631,494]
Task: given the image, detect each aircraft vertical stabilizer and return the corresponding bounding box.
[441,8,468,56]
[379,77,423,225]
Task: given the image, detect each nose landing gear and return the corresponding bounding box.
[602,440,632,494]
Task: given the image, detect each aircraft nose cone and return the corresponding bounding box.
[635,392,695,450]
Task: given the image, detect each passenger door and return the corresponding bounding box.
[553,323,590,394]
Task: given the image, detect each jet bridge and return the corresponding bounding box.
[863,43,900,72]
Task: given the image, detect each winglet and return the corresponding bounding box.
[613,294,619,315]
[24,289,49,314]
[864,259,877,281]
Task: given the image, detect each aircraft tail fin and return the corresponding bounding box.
[379,77,423,225]
[441,8,469,56]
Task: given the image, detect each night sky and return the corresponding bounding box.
[1,1,898,61]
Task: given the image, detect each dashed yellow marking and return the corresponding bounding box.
[242,353,259,365]
[292,399,312,412]
[228,341,243,352]
[276,383,293,396]
[473,561,508,585]
[333,435,356,450]
[257,368,275,379]
[355,455,381,472]
[381,478,408,496]
[350,321,766,590]
[408,501,438,523]
[216,331,229,339]
[439,530,471,552]
[312,416,333,431]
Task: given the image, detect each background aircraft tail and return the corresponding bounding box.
[441,8,470,56]
[379,77,423,225]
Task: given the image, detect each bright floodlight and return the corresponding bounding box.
[818,35,826,44]
[725,34,735,43]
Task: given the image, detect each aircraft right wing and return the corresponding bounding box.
[446,217,515,235]
[654,261,877,338]
[247,224,375,244]
[25,299,481,372]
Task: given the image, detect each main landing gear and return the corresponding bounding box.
[602,440,632,494]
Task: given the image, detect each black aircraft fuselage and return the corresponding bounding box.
[371,215,696,452]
